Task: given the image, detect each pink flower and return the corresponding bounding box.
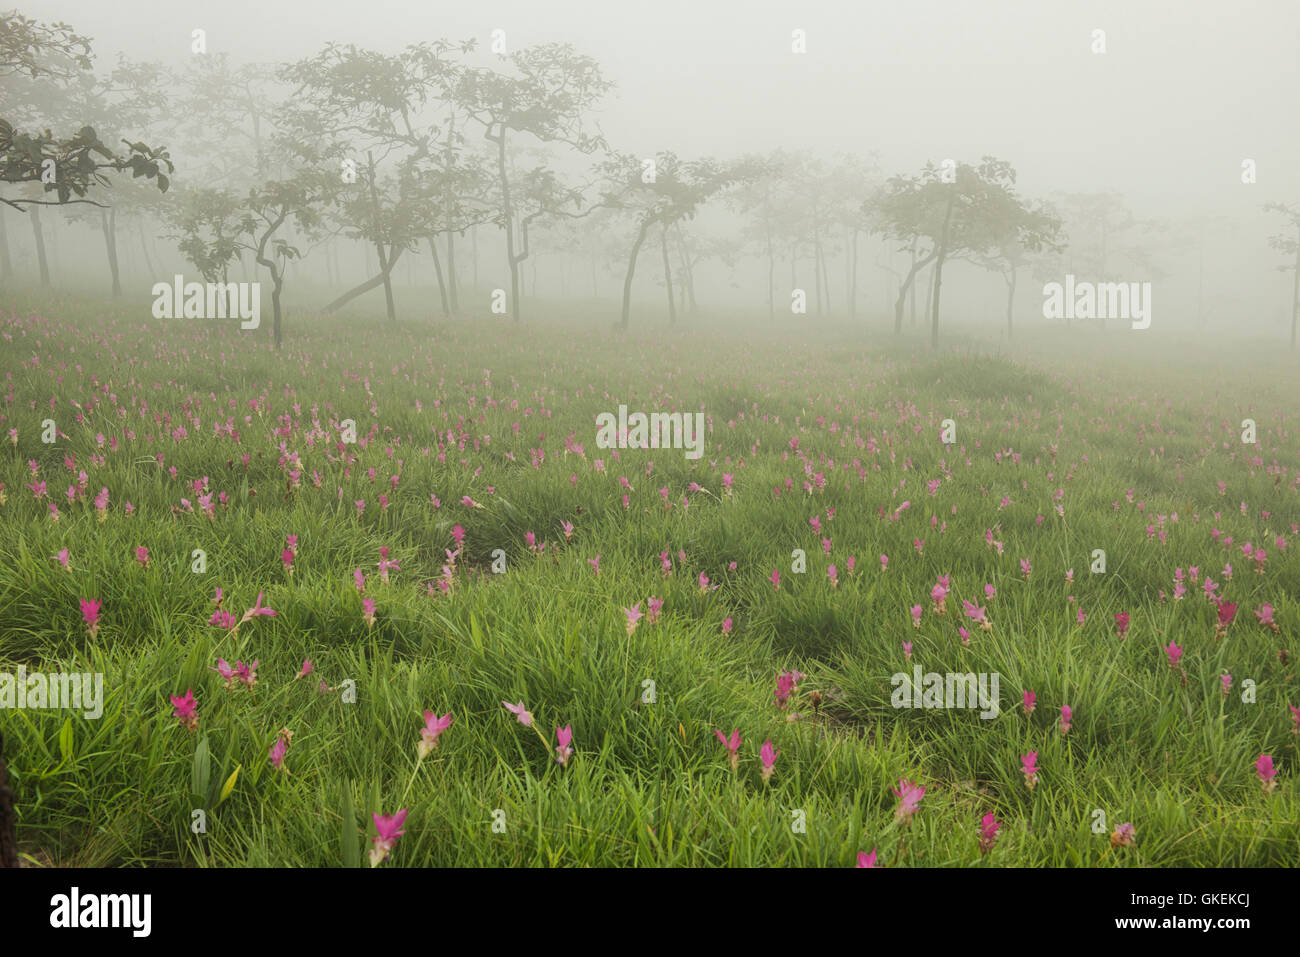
[1023,690,1036,715]
[135,546,150,568]
[79,598,101,638]
[1114,612,1130,638]
[362,597,377,628]
[1256,754,1278,793]
[774,670,803,708]
[903,641,912,661]
[211,658,237,688]
[715,728,742,770]
[295,659,314,680]
[978,812,1000,854]
[503,701,533,727]
[53,548,70,570]
[759,739,779,783]
[856,848,879,868]
[1162,640,1184,669]
[958,625,970,646]
[1060,705,1072,735]
[269,736,288,771]
[170,689,198,732]
[769,568,781,590]
[588,554,601,576]
[369,809,408,867]
[1022,751,1039,789]
[1255,603,1277,631]
[892,778,925,820]
[646,597,664,625]
[623,603,643,635]
[419,711,453,758]
[1019,558,1032,579]
[722,616,733,634]
[1110,822,1137,848]
[1220,673,1232,695]
[984,583,996,600]
[353,568,366,592]
[879,554,888,571]
[555,725,574,767]
[910,605,923,628]
[1290,704,1300,734]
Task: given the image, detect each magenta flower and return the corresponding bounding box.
[135,546,150,568]
[759,739,779,783]
[1221,673,1232,695]
[892,778,925,820]
[1162,640,1184,669]
[269,736,288,772]
[1290,704,1300,734]
[910,604,923,628]
[555,725,574,767]
[903,640,912,661]
[588,554,601,576]
[769,568,781,590]
[211,658,237,688]
[715,728,742,770]
[54,548,70,570]
[503,700,533,727]
[1256,754,1278,792]
[79,598,101,638]
[362,596,377,628]
[1060,705,1072,735]
[978,812,1000,854]
[722,615,733,634]
[880,554,889,571]
[295,659,314,680]
[1110,822,1137,848]
[1114,612,1130,638]
[419,711,454,758]
[1023,690,1036,715]
[856,848,879,868]
[1255,603,1277,631]
[647,596,664,625]
[369,809,408,867]
[170,689,198,732]
[1022,751,1039,789]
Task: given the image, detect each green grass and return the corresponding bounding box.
[1,295,1298,867]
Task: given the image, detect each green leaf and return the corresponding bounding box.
[339,780,360,869]
[191,734,211,801]
[57,717,73,764]
[217,765,241,805]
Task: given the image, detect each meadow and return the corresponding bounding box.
[1,295,1298,867]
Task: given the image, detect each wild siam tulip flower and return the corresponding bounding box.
[769,568,781,590]
[1256,754,1278,793]
[295,659,314,680]
[978,812,1000,854]
[503,701,533,727]
[1289,704,1300,733]
[588,554,601,576]
[1220,673,1232,695]
[623,603,643,635]
[910,605,923,628]
[775,670,803,708]
[54,548,70,571]
[856,848,879,868]
[1114,612,1130,638]
[362,597,377,628]
[759,739,779,783]
[646,597,664,625]
[1060,705,1073,735]
[1022,751,1039,789]
[418,711,453,758]
[1162,640,1184,669]
[269,736,289,772]
[715,728,742,771]
[80,598,101,639]
[368,810,408,868]
[170,689,198,732]
[555,726,574,767]
[135,546,150,568]
[892,778,925,820]
[1255,603,1278,632]
[1110,822,1137,848]
[722,616,733,634]
[958,625,971,647]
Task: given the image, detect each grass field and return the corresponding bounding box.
[2,295,1298,867]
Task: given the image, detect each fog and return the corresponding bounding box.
[4,0,1300,339]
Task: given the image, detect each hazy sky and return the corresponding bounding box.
[22,0,1300,212]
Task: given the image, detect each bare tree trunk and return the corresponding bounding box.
[138,218,156,278]
[429,236,449,314]
[495,130,521,321]
[1005,264,1017,337]
[0,207,12,280]
[101,207,122,297]
[660,222,676,325]
[321,246,405,314]
[30,206,50,286]
[367,153,396,321]
[620,218,652,329]
[0,732,17,867]
[446,232,459,312]
[894,248,937,334]
[930,188,957,350]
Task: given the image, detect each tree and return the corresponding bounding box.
[966,196,1064,337]
[603,150,761,328]
[451,43,612,321]
[1264,202,1300,350]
